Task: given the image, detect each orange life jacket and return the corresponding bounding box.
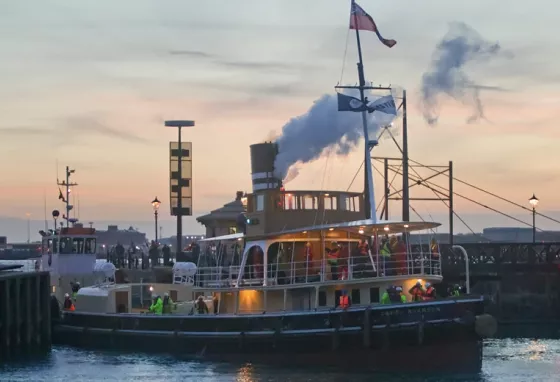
[424,286,436,300]
[339,295,349,309]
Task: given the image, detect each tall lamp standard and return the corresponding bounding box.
[165,119,195,257]
[529,194,539,244]
[151,197,161,242]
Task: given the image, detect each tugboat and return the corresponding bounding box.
[39,166,117,302]
[51,1,497,372]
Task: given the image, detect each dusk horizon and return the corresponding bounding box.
[1,0,559,242]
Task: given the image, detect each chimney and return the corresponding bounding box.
[236,191,244,201]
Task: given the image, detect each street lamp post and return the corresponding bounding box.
[529,194,539,244]
[151,197,161,242]
[165,119,195,257]
[25,212,31,243]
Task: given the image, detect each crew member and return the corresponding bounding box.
[450,284,461,297]
[162,292,176,314]
[380,238,392,276]
[408,281,424,302]
[381,286,392,304]
[339,290,351,310]
[195,296,209,314]
[424,282,436,300]
[149,294,163,315]
[328,242,339,280]
[71,282,81,301]
[63,293,75,311]
[396,286,407,303]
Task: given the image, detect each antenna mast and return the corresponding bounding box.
[351,0,376,221]
[57,166,78,227]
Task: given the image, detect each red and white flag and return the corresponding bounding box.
[350,1,397,48]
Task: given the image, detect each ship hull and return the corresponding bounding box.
[52,298,486,373]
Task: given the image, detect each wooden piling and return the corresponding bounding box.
[0,271,51,361]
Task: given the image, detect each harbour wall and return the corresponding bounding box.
[0,271,51,361]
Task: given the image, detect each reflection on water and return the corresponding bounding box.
[2,339,560,381]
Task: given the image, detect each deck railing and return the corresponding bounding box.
[193,252,442,289]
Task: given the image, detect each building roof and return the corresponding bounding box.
[196,191,246,224]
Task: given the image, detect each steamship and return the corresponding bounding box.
[48,141,495,373]
[49,2,495,373]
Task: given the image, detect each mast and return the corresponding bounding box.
[402,90,410,221]
[57,166,78,228]
[352,0,376,222]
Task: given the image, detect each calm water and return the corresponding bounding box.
[1,339,559,381]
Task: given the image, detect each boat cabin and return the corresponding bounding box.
[39,226,98,299]
[194,218,443,315]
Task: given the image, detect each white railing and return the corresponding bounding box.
[192,251,442,289]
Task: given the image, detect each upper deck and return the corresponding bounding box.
[245,189,366,236]
[193,220,443,291]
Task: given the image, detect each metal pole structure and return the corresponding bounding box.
[352,1,376,221]
[26,213,31,243]
[166,119,194,257]
[401,90,410,222]
[449,161,454,246]
[154,209,159,243]
[65,166,70,227]
[452,245,470,294]
[383,158,389,220]
[533,207,536,244]
[177,126,183,255]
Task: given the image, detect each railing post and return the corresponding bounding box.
[452,245,470,294]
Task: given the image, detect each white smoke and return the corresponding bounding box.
[274,92,395,183]
[421,22,510,125]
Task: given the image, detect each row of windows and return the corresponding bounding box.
[318,287,381,307]
[42,237,97,254]
[254,194,361,213]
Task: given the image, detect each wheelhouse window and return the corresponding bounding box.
[228,226,237,234]
[342,195,360,212]
[301,195,317,210]
[324,194,337,210]
[256,194,264,211]
[283,193,296,210]
[85,238,97,254]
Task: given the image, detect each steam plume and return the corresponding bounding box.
[421,22,508,125]
[274,92,394,182]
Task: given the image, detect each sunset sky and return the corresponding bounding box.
[1,0,559,242]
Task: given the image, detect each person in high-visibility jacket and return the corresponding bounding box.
[149,294,163,315]
[381,287,392,304]
[63,293,75,311]
[424,282,436,301]
[396,286,407,303]
[339,290,351,309]
[380,238,392,276]
[327,243,339,280]
[408,281,424,302]
[162,292,177,314]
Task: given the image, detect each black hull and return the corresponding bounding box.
[53,298,486,373]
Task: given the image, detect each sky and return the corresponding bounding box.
[1,0,559,242]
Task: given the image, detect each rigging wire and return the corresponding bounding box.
[408,158,560,226]
[374,164,482,237]
[387,165,544,231]
[372,165,436,233]
[346,160,364,192]
[339,23,351,85]
[397,160,482,237]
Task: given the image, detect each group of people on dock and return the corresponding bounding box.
[106,241,173,269]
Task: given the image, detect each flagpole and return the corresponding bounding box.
[352,0,376,222]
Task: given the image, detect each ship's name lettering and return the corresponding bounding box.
[380,306,441,316]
